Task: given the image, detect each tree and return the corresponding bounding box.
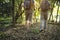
[11,0,15,26]
[48,0,55,22]
[56,0,60,22]
[49,0,60,22]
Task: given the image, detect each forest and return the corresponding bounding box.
[0,0,60,40]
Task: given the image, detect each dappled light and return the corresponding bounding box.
[0,0,60,40]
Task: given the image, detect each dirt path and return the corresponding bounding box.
[0,23,60,40]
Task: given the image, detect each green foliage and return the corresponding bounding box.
[0,31,11,40]
[0,0,5,2]
[30,27,40,34]
[0,32,6,38]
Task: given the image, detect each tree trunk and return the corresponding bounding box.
[12,0,15,26]
[15,1,23,23]
[56,2,59,22]
[48,2,55,22]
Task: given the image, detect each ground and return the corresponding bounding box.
[0,22,60,40]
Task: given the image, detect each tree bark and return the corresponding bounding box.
[56,2,59,22]
[48,2,55,22]
[12,0,15,26]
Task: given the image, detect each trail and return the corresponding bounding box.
[0,22,60,40]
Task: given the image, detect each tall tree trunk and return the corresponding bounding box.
[15,1,23,23]
[12,0,15,26]
[56,2,59,22]
[48,2,55,22]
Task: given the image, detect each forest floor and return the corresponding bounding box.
[0,22,60,40]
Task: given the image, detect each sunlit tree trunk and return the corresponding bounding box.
[48,2,55,22]
[56,2,59,22]
[33,10,36,23]
[15,1,23,23]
